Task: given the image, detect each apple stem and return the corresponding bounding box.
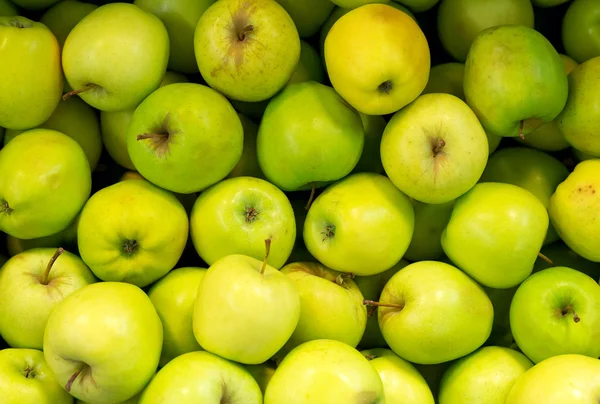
[40,247,65,285]
[65,367,83,392]
[573,311,581,323]
[433,138,446,156]
[259,237,272,275]
[137,132,167,141]
[62,83,96,101]
[519,120,525,140]
[538,252,553,265]
[363,299,404,309]
[305,182,316,211]
[238,25,254,41]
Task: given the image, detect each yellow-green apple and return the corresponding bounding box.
[573,148,596,162]
[374,260,494,364]
[437,0,534,62]
[381,93,489,204]
[278,262,367,356]
[10,0,57,10]
[193,248,300,364]
[510,266,600,363]
[0,129,91,240]
[43,282,162,403]
[404,199,454,262]
[362,348,435,404]
[549,159,600,261]
[505,354,600,403]
[516,54,578,152]
[0,248,96,349]
[244,363,276,395]
[439,346,533,404]
[329,0,384,8]
[351,113,387,174]
[0,0,17,15]
[442,182,549,288]
[288,40,326,85]
[190,176,296,268]
[127,82,243,194]
[61,3,169,112]
[479,147,569,245]
[77,393,142,404]
[355,260,410,350]
[139,351,262,404]
[101,70,188,170]
[556,57,600,157]
[303,173,414,275]
[265,339,385,404]
[275,0,334,37]
[324,3,430,115]
[77,179,188,288]
[147,267,206,367]
[533,241,600,279]
[0,17,62,130]
[256,81,364,192]
[194,0,300,102]
[5,97,102,171]
[134,0,215,73]
[6,216,78,256]
[562,0,600,63]
[464,25,568,138]
[227,114,264,179]
[421,62,502,154]
[0,348,72,404]
[394,0,439,12]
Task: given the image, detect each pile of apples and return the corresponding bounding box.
[1,0,599,402]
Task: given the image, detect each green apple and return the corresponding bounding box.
[229,98,270,121]
[549,159,600,262]
[257,81,364,192]
[40,0,97,47]
[0,129,91,240]
[482,285,519,347]
[127,82,243,194]
[6,215,79,257]
[265,339,385,404]
[479,147,569,245]
[324,3,430,115]
[362,348,435,404]
[394,0,439,12]
[464,25,568,138]
[194,0,300,102]
[533,0,569,5]
[505,354,600,403]
[381,93,489,204]
[533,241,600,279]
[193,249,301,364]
[376,260,493,364]
[404,199,454,262]
[62,3,170,112]
[275,0,333,38]
[562,0,600,63]
[355,260,410,350]
[190,176,296,268]
[573,147,596,162]
[77,179,189,288]
[556,57,600,157]
[421,62,502,154]
[5,96,103,171]
[437,0,534,62]
[0,247,97,349]
[43,282,162,403]
[351,113,387,174]
[0,0,17,16]
[227,113,264,179]
[439,346,533,404]
[329,0,384,9]
[304,173,414,276]
[510,266,600,363]
[134,0,215,73]
[442,182,549,288]
[288,40,326,85]
[0,17,63,130]
[0,348,72,404]
[147,266,206,368]
[139,351,262,403]
[278,262,367,355]
[101,70,189,171]
[244,363,276,395]
[9,0,58,11]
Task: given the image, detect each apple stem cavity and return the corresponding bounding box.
[561,304,581,323]
[432,138,446,157]
[40,247,65,285]
[363,299,405,311]
[259,237,272,275]
[305,182,316,211]
[9,19,27,29]
[377,80,393,95]
[537,252,553,265]
[62,83,97,101]
[237,24,254,41]
[23,366,36,378]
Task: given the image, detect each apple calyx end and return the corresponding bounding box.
[23,366,37,379]
[244,206,259,223]
[9,19,27,29]
[62,83,96,101]
[40,247,65,285]
[320,224,335,242]
[0,200,13,215]
[377,80,393,95]
[122,239,138,256]
[259,237,272,275]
